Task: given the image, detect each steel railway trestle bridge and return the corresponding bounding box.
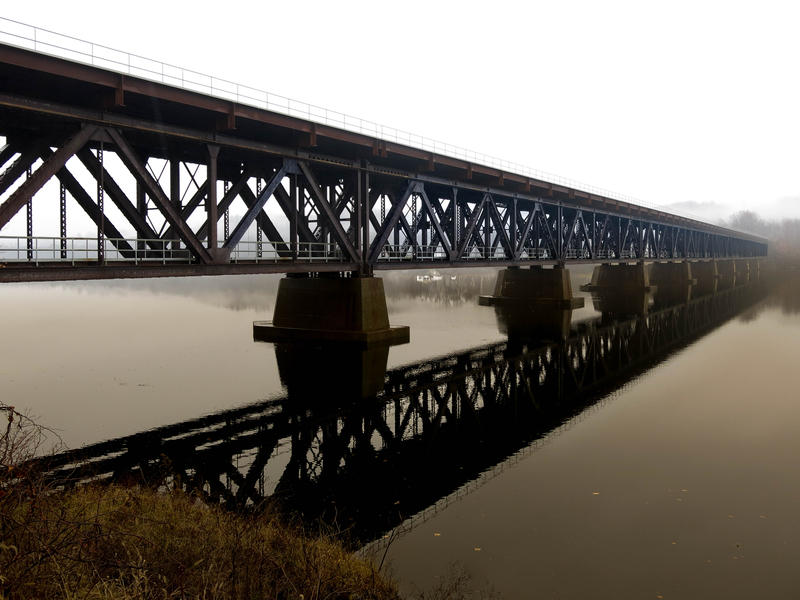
[0,22,768,340]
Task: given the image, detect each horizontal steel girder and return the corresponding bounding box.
[0,91,767,280]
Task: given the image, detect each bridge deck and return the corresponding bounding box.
[0,30,767,282]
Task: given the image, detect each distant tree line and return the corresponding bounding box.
[726,211,800,259]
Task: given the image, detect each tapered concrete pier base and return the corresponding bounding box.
[653,284,692,309]
[734,259,751,285]
[580,262,654,293]
[717,259,736,290]
[691,260,719,296]
[254,275,409,345]
[479,266,584,309]
[592,289,654,317]
[650,261,694,308]
[649,261,694,287]
[275,343,390,399]
[493,305,574,342]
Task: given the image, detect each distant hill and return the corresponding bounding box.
[655,201,730,224]
[657,197,800,224]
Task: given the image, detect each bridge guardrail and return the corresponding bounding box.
[0,236,188,265]
[0,236,350,265]
[227,240,343,263]
[0,16,740,231]
[375,245,556,261]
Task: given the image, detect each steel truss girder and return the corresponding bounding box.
[76,148,163,248]
[0,116,766,276]
[0,126,97,229]
[106,128,213,263]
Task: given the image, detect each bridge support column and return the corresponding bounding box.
[275,343,390,400]
[493,304,574,342]
[749,258,762,280]
[206,144,220,258]
[253,274,409,345]
[734,259,750,285]
[649,261,694,308]
[717,259,736,290]
[479,266,585,309]
[581,262,653,293]
[648,261,694,288]
[692,260,718,296]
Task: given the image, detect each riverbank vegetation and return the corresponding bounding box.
[725,210,800,260]
[0,404,400,600]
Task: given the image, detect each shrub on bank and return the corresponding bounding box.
[0,403,399,600]
[0,483,399,599]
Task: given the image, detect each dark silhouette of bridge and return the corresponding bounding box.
[33,276,767,545]
[0,21,766,285]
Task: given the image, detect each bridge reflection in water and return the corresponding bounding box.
[38,275,767,546]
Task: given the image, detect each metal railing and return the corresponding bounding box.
[376,245,450,261]
[0,236,188,264]
[522,248,551,259]
[374,245,550,261]
[373,245,559,261]
[0,16,712,225]
[565,248,592,259]
[0,236,351,265]
[227,240,343,263]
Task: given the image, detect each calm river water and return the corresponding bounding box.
[4,264,800,599]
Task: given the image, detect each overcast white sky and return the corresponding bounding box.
[4,0,800,221]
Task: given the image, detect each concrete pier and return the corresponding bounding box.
[581,262,653,293]
[479,266,584,309]
[649,261,694,288]
[253,274,409,345]
[274,343,390,399]
[652,284,692,309]
[592,289,654,317]
[734,259,751,285]
[691,260,719,296]
[493,305,574,342]
[649,261,694,308]
[717,259,736,290]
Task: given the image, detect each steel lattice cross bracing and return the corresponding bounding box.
[0,41,767,282]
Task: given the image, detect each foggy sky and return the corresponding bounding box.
[2,1,799,221]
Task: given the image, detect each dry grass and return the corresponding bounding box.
[0,483,400,599]
[0,404,399,600]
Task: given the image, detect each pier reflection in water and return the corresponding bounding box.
[38,274,768,548]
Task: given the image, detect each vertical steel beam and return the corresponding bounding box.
[59,181,67,259]
[255,178,263,258]
[207,145,219,254]
[358,165,370,274]
[170,159,181,250]
[290,175,298,259]
[224,180,230,241]
[421,207,428,248]
[136,181,146,253]
[483,200,491,258]
[557,204,563,261]
[25,166,32,261]
[97,144,104,263]
[452,188,459,252]
[511,198,518,252]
